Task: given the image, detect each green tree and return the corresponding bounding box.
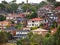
[12,0,16,2]
[53,26,60,45]
[9,2,18,13]
[26,12,38,19]
[22,4,31,12]
[0,32,8,44]
[54,2,60,7]
[15,24,22,30]
[39,1,47,8]
[51,21,57,29]
[47,0,56,3]
[5,32,13,40]
[0,15,6,21]
[17,32,44,45]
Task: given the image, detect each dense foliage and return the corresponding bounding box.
[26,12,38,19]
[0,0,60,13]
[0,32,13,43]
[0,15,6,21]
[17,26,60,45]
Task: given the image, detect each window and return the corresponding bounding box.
[32,21,34,23]
[32,24,34,26]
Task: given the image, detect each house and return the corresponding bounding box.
[14,18,27,27]
[37,4,54,17]
[4,27,17,35]
[0,21,10,29]
[55,6,60,13]
[37,4,58,28]
[14,30,30,40]
[27,18,44,28]
[32,28,48,36]
[6,13,25,20]
[55,6,60,25]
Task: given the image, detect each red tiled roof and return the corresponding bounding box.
[55,6,60,10]
[30,18,43,21]
[7,13,25,18]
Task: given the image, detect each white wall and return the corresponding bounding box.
[27,20,44,27]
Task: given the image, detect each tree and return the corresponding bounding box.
[2,1,8,4]
[54,2,60,7]
[17,32,44,45]
[15,24,22,30]
[0,32,8,44]
[0,15,6,21]
[5,32,14,40]
[9,2,18,13]
[26,12,38,19]
[12,0,16,2]
[0,3,5,10]
[47,0,56,3]
[39,1,47,8]
[53,26,60,45]
[51,21,57,29]
[22,4,31,12]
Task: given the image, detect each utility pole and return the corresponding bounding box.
[26,0,28,4]
[26,0,28,14]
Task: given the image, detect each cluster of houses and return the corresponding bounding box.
[0,4,60,40]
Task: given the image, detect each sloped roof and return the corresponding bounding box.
[4,27,17,31]
[30,18,43,21]
[7,13,25,18]
[32,28,48,32]
[17,30,30,32]
[55,6,60,10]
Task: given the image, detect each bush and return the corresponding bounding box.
[31,26,38,30]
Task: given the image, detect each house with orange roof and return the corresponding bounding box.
[0,21,10,29]
[27,18,45,27]
[6,13,25,20]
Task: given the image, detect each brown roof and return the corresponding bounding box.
[7,13,25,18]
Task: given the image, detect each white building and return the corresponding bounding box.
[27,18,45,27]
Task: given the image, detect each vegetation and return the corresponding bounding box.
[54,2,60,7]
[17,26,60,45]
[31,26,38,30]
[0,15,6,21]
[0,32,13,45]
[17,32,44,45]
[0,32,8,43]
[47,0,56,3]
[0,0,59,13]
[15,23,23,30]
[0,0,18,13]
[39,1,47,8]
[51,21,57,29]
[26,12,38,19]
[39,23,44,28]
